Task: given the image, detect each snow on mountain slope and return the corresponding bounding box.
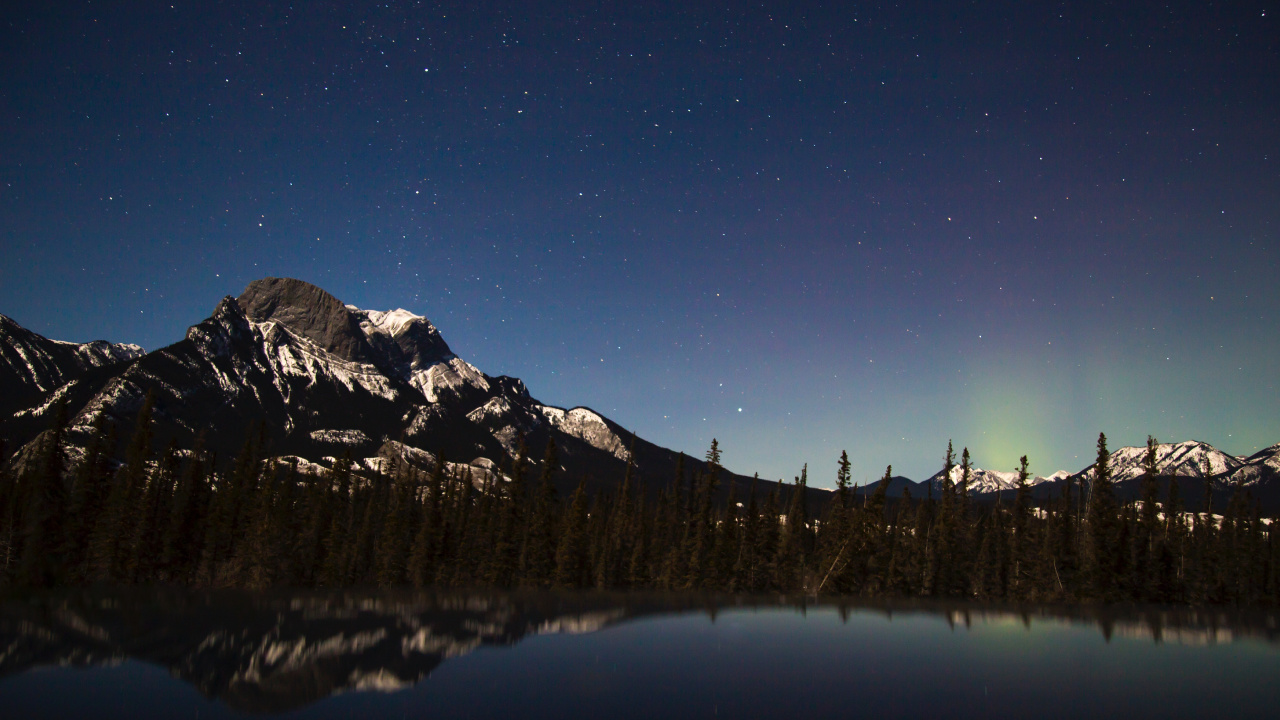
[255,320,402,404]
[2,279,653,484]
[1078,440,1244,483]
[1226,443,1280,486]
[347,304,488,403]
[415,357,491,404]
[0,313,144,400]
[538,406,631,462]
[927,463,1065,494]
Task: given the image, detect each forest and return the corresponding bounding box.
[2,393,1277,606]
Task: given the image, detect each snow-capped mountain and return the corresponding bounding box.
[0,313,143,413]
[0,278,763,498]
[1232,443,1280,487]
[925,464,1068,495]
[916,439,1280,500]
[1076,440,1245,484]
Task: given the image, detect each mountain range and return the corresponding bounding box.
[3,277,1278,509]
[853,439,1280,511]
[0,278,823,505]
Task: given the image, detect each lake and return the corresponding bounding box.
[0,590,1276,718]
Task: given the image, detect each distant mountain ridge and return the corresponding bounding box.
[0,313,143,414]
[0,278,817,504]
[856,440,1280,502]
[2,279,1277,508]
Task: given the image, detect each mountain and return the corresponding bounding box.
[1233,443,1280,486]
[0,278,815,504]
[0,313,143,415]
[1075,440,1245,484]
[877,439,1280,507]
[924,464,1069,495]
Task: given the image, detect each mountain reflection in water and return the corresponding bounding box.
[0,590,1277,718]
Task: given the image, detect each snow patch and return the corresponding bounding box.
[353,307,428,337]
[310,429,372,446]
[412,357,489,403]
[537,406,630,462]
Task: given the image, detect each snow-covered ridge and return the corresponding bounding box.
[413,357,489,403]
[253,320,400,402]
[1079,440,1245,483]
[928,464,1066,494]
[65,339,146,366]
[350,306,430,338]
[538,406,631,462]
[1,313,145,394]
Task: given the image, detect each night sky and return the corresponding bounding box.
[2,1,1277,486]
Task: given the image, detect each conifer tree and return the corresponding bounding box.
[626,493,653,587]
[291,450,332,585]
[17,400,71,587]
[199,425,262,584]
[320,454,356,586]
[1163,474,1186,601]
[1009,456,1033,599]
[776,469,809,592]
[376,461,416,586]
[1138,436,1161,600]
[864,465,894,593]
[62,414,113,581]
[88,393,155,583]
[1085,432,1120,600]
[555,478,590,587]
[0,439,13,580]
[596,457,635,589]
[710,476,740,589]
[662,454,692,588]
[482,441,526,586]
[836,451,852,509]
[521,439,560,586]
[757,487,781,592]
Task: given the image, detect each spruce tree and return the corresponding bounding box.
[732,476,759,591]
[520,439,560,586]
[1009,456,1032,600]
[376,461,416,587]
[88,393,155,583]
[710,477,740,589]
[320,454,356,586]
[555,478,590,587]
[485,439,528,586]
[62,414,113,582]
[17,400,71,587]
[836,451,852,510]
[1138,436,1161,600]
[1085,432,1120,600]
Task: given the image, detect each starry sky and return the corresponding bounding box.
[2,1,1278,486]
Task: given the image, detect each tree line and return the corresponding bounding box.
[2,394,1278,605]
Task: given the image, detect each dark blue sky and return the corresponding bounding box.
[2,1,1277,485]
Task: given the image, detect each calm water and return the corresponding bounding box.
[0,591,1277,719]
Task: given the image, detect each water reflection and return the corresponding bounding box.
[0,590,1277,717]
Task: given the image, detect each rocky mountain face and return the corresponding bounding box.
[0,278,796,501]
[0,313,143,415]
[2,279,1274,508]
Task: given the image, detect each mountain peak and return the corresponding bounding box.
[236,277,376,363]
